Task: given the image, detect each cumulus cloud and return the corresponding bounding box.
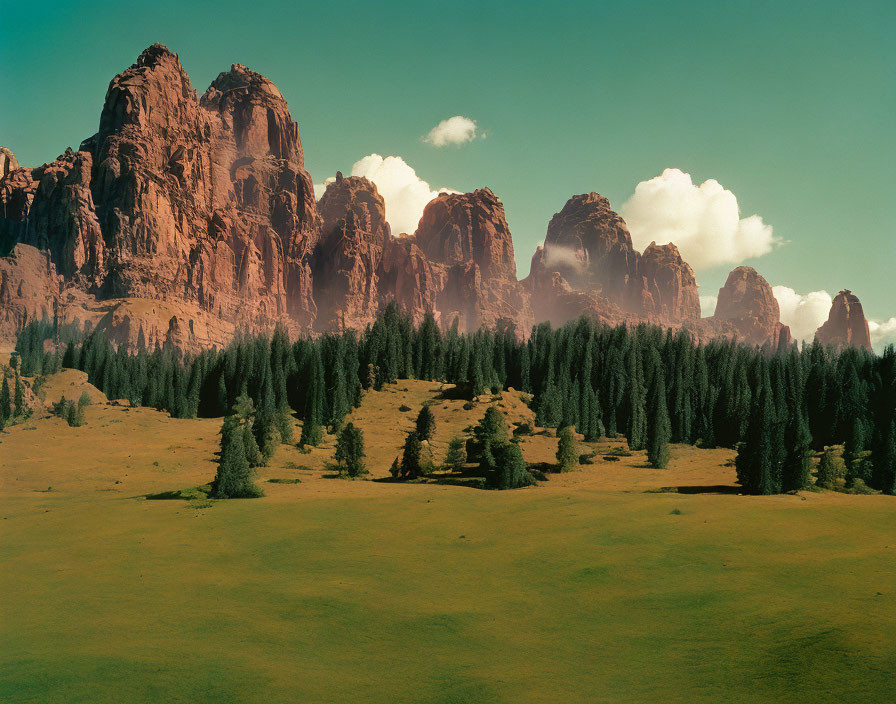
[772,286,833,343]
[620,168,781,271]
[869,319,896,350]
[316,154,456,236]
[423,116,480,147]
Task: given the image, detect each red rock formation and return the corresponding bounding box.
[378,236,444,326]
[711,266,791,347]
[815,289,872,351]
[415,189,532,334]
[0,147,19,180]
[314,173,389,331]
[525,194,701,327]
[541,193,638,307]
[0,244,62,345]
[637,242,701,322]
[1,44,321,349]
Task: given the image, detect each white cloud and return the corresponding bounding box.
[772,286,833,343]
[316,154,457,236]
[620,168,781,271]
[423,116,480,147]
[699,295,717,317]
[869,319,896,350]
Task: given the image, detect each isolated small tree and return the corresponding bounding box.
[14,373,25,417]
[415,405,436,442]
[647,380,671,469]
[0,374,11,423]
[400,431,432,479]
[556,426,578,472]
[211,416,263,499]
[335,422,367,478]
[443,435,467,473]
[486,441,536,490]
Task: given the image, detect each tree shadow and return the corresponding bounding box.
[667,484,741,495]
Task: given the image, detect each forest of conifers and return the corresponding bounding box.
[9,304,896,496]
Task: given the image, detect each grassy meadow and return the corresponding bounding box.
[1,373,894,703]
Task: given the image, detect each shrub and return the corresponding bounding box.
[556,426,578,472]
[462,402,475,411]
[398,404,412,413]
[513,421,533,436]
[443,436,467,472]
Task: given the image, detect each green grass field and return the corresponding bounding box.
[1,375,894,703]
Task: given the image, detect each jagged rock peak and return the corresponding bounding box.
[135,42,181,68]
[415,188,517,280]
[0,147,19,179]
[815,289,872,351]
[713,266,790,347]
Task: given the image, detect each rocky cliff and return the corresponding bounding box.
[710,266,792,348]
[0,44,811,351]
[815,290,872,351]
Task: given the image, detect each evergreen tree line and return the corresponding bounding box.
[13,307,896,495]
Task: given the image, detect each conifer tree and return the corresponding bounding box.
[335,422,367,478]
[15,372,27,417]
[211,415,264,498]
[443,435,467,472]
[736,384,778,494]
[415,405,436,442]
[399,431,432,478]
[626,344,647,451]
[1,373,12,423]
[485,441,536,490]
[647,370,671,469]
[556,425,578,472]
[300,346,325,447]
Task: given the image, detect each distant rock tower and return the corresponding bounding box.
[815,290,872,351]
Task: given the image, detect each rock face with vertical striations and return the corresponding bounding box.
[524,193,701,327]
[0,147,19,180]
[313,172,390,331]
[815,289,872,351]
[414,188,532,334]
[711,266,791,347]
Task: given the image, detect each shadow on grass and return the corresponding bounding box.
[145,485,211,500]
[647,485,740,495]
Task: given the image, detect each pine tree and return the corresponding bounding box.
[736,384,778,494]
[646,370,671,469]
[781,410,813,492]
[556,425,578,472]
[485,441,536,490]
[399,431,432,479]
[443,435,467,472]
[626,344,647,451]
[1,374,11,423]
[335,422,367,478]
[300,346,325,447]
[415,405,436,442]
[211,416,264,498]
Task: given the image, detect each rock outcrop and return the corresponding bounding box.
[1,44,320,349]
[0,45,827,353]
[525,193,701,327]
[415,189,532,334]
[815,290,872,351]
[0,147,19,180]
[0,244,62,344]
[313,173,389,331]
[711,266,791,347]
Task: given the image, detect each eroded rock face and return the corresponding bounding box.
[527,194,701,326]
[0,244,62,345]
[637,242,701,322]
[378,235,444,326]
[711,266,791,347]
[0,147,19,180]
[415,189,532,334]
[313,173,389,331]
[0,44,320,349]
[815,289,872,351]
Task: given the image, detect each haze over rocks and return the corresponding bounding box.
[0,44,871,352]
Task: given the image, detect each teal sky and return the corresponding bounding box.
[1,0,894,324]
